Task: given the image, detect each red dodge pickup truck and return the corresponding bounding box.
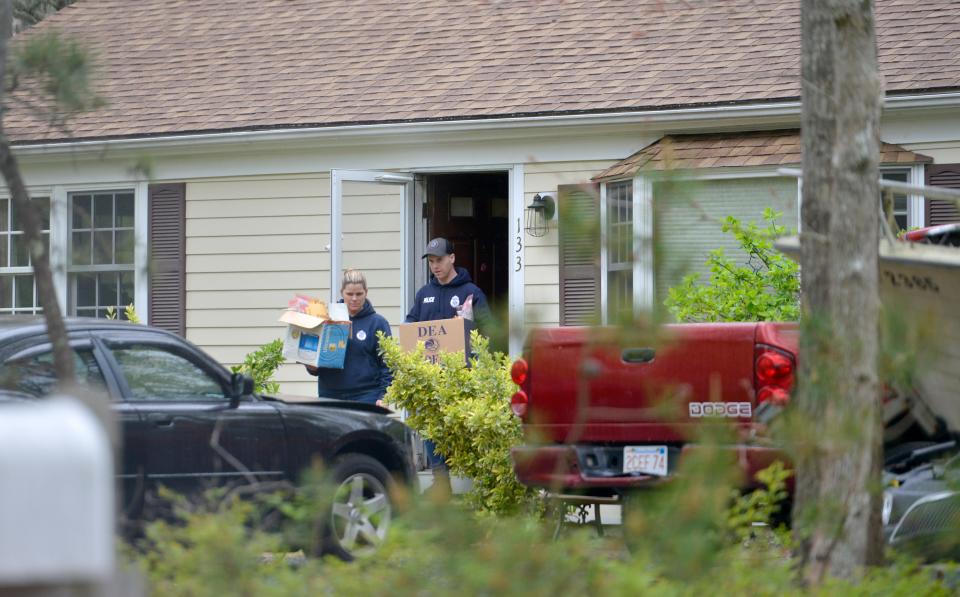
[509,322,798,493]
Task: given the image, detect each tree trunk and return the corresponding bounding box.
[0,0,75,384]
[794,0,883,583]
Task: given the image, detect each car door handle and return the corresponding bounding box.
[147,414,173,427]
[622,347,655,363]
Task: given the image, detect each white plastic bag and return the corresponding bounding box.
[458,294,474,320]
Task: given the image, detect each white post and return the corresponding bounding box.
[508,164,525,357]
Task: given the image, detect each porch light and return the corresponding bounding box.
[525,193,556,237]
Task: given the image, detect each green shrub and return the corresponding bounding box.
[726,460,793,544]
[128,487,957,597]
[379,330,537,514]
[665,209,799,322]
[105,304,141,323]
[231,339,284,394]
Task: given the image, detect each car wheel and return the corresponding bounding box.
[323,453,394,560]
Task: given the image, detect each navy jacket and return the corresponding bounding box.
[311,300,392,404]
[405,267,490,329]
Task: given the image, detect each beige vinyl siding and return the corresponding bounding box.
[523,160,613,328]
[185,174,330,397]
[900,141,960,164]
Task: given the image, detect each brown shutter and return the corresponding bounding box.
[925,164,960,226]
[148,183,186,336]
[558,183,600,326]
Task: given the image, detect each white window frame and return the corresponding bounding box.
[48,182,148,319]
[795,164,926,232]
[0,187,53,314]
[874,164,926,230]
[905,164,925,229]
[599,163,927,321]
[601,167,799,321]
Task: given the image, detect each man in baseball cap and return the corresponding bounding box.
[405,237,491,491]
[406,237,489,323]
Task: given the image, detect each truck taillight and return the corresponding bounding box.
[511,358,528,386]
[757,386,790,406]
[754,345,795,406]
[511,390,528,417]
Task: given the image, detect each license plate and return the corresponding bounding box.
[623,445,668,476]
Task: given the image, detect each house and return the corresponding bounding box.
[4,0,959,394]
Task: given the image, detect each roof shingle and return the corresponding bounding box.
[6,0,960,143]
[592,131,933,179]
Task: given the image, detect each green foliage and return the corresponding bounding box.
[129,495,309,597]
[622,424,744,579]
[8,27,105,115]
[104,303,141,323]
[379,330,537,514]
[231,339,284,394]
[725,460,792,544]
[128,487,957,597]
[14,0,76,31]
[665,209,800,322]
[127,154,155,180]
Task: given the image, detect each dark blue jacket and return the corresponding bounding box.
[312,300,392,404]
[405,267,490,329]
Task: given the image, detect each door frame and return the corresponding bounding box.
[332,164,525,356]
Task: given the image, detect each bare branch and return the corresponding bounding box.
[0,0,75,384]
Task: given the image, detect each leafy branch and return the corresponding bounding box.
[665,209,800,323]
[230,339,284,395]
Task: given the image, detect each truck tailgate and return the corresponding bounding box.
[524,322,797,443]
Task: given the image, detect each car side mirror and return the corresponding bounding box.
[229,372,254,407]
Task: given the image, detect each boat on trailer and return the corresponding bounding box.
[775,175,960,554]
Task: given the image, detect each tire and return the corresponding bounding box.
[322,453,394,561]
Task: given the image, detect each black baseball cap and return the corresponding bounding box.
[422,237,454,258]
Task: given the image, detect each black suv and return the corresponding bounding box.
[0,316,415,560]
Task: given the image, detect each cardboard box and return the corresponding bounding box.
[279,310,351,369]
[398,317,473,364]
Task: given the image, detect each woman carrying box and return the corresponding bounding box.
[305,269,392,405]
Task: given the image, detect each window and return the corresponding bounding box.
[0,197,50,314]
[68,190,136,319]
[606,180,634,320]
[596,176,799,320]
[0,347,107,397]
[880,169,910,232]
[0,185,163,326]
[110,344,226,401]
[654,177,798,303]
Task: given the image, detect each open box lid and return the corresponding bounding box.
[278,310,327,329]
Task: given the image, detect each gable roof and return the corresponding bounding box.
[593,130,934,180]
[7,0,960,144]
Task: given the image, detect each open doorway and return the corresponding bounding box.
[423,172,510,352]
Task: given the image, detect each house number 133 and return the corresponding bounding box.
[515,217,523,272]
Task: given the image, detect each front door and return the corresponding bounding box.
[330,170,414,325]
[427,172,509,351]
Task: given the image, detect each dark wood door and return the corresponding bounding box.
[427,173,509,349]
